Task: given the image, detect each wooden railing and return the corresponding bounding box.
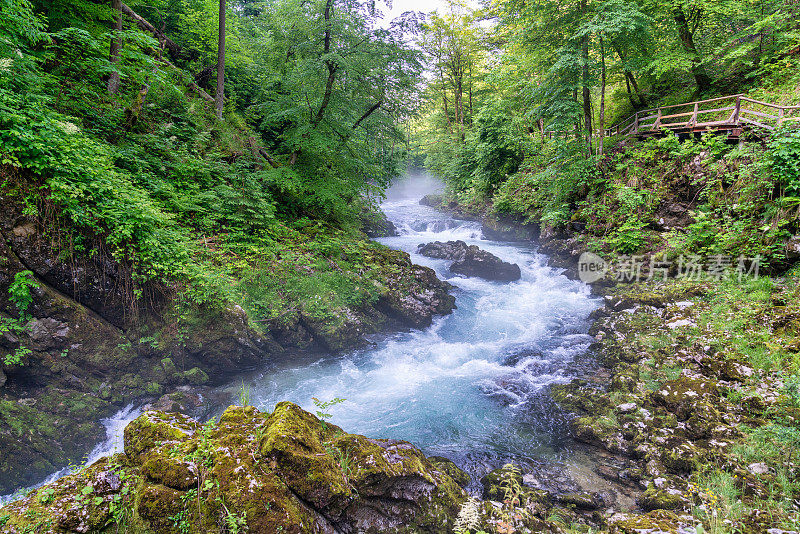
[544,94,800,140]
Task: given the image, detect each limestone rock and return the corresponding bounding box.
[419,194,444,208]
[2,404,468,533]
[418,241,521,282]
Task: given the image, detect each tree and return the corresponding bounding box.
[670,2,712,93]
[108,0,123,94]
[420,3,483,141]
[215,0,225,119]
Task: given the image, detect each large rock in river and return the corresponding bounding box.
[0,403,467,533]
[418,241,522,282]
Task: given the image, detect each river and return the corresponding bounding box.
[234,173,600,488]
[2,173,603,501]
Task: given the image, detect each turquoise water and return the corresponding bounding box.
[2,174,598,502]
[241,174,599,484]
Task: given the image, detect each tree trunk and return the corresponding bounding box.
[598,35,606,157]
[573,88,580,139]
[108,0,123,95]
[467,59,473,118]
[673,5,711,93]
[119,3,181,59]
[612,43,647,108]
[626,71,646,107]
[215,0,226,119]
[440,66,452,133]
[580,0,592,150]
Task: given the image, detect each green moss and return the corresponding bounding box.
[3,403,467,533]
[181,367,209,385]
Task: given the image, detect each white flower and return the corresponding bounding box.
[453,497,481,533]
[56,121,80,134]
[0,58,13,72]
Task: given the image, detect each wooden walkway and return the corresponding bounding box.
[544,94,800,141]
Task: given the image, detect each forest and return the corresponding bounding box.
[1,0,800,532]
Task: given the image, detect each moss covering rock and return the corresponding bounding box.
[549,277,800,532]
[0,197,456,494]
[0,403,467,533]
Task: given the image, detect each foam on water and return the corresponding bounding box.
[3,173,599,500]
[246,173,599,483]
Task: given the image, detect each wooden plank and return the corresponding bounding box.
[741,109,780,120]
[740,97,784,109]
[696,106,735,115]
[741,117,775,130]
[656,94,738,111]
[693,120,736,128]
[660,111,695,120]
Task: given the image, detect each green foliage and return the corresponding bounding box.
[312,396,345,425]
[769,127,800,195]
[237,380,251,407]
[608,218,649,254]
[492,140,598,226]
[0,0,424,337]
[8,270,36,318]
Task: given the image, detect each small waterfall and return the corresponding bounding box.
[1,404,141,505]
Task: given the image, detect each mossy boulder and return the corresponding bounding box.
[638,481,689,511]
[428,456,470,488]
[652,376,719,421]
[180,367,209,385]
[1,403,467,533]
[608,510,688,533]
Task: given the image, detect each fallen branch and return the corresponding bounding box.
[158,57,215,103]
[120,2,182,60]
[247,136,281,168]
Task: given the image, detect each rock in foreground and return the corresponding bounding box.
[418,240,521,282]
[0,403,467,533]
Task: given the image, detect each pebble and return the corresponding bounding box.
[748,462,769,475]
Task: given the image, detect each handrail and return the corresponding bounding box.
[543,94,800,140]
[612,94,796,138]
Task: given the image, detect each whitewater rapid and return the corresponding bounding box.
[240,174,599,481]
[2,173,598,501]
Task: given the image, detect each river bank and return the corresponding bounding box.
[0,185,456,494]
[1,175,613,532]
[415,186,800,532]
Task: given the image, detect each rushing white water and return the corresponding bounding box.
[2,172,599,501]
[242,173,599,482]
[0,404,140,505]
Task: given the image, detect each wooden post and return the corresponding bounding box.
[690,103,699,126]
[633,111,639,134]
[732,95,741,125]
[778,108,785,127]
[654,108,662,129]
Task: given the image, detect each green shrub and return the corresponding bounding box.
[769,127,800,195]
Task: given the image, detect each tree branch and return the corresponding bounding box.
[352,100,382,131]
[120,2,182,59]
